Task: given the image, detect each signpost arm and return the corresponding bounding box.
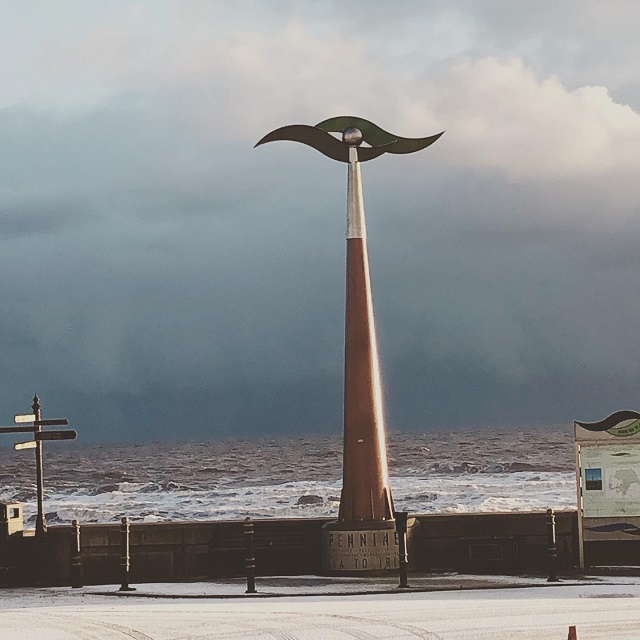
[33,394,47,538]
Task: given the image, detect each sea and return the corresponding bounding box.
[0,427,576,526]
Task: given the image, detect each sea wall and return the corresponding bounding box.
[0,509,619,587]
[413,510,578,574]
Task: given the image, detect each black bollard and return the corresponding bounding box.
[244,517,257,594]
[70,519,83,588]
[119,517,136,591]
[395,511,409,589]
[546,508,559,582]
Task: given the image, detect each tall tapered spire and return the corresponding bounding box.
[256,117,443,573]
[340,144,394,524]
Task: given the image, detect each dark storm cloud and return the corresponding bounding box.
[0,98,638,442]
[1,3,640,442]
[357,157,640,433]
[2,102,639,441]
[0,196,91,238]
[0,103,348,441]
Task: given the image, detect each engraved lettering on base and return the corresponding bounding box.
[322,528,399,572]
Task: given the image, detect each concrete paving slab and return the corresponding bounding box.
[83,573,624,599]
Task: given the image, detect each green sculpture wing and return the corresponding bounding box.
[255,124,394,163]
[315,116,444,154]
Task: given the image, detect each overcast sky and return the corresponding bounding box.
[1,1,640,442]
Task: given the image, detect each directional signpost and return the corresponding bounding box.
[14,441,37,451]
[0,395,77,538]
[36,430,77,441]
[14,414,35,423]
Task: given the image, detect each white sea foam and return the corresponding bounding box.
[0,428,577,524]
[0,470,577,525]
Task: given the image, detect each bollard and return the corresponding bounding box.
[70,519,83,588]
[119,517,136,591]
[395,511,409,589]
[567,625,578,639]
[244,517,257,594]
[546,508,559,582]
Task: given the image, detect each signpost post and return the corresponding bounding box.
[0,394,77,538]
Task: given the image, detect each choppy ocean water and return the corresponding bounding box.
[0,428,576,526]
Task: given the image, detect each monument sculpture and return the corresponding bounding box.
[256,116,443,572]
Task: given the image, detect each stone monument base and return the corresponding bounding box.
[321,520,398,575]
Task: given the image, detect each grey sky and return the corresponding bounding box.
[1,1,640,441]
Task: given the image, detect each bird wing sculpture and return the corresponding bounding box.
[315,116,443,155]
[255,116,443,162]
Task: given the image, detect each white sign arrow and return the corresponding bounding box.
[14,441,37,451]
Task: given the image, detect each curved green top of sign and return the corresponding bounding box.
[607,419,640,437]
[575,410,640,437]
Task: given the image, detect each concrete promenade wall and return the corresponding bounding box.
[412,510,578,574]
[0,509,617,587]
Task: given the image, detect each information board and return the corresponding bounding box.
[574,411,640,566]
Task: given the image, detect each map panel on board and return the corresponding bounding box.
[581,445,640,517]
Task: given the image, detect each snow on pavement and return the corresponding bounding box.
[2,580,640,639]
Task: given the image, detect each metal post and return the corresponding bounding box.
[395,511,409,588]
[575,436,585,570]
[339,143,394,525]
[70,519,83,588]
[119,517,136,591]
[244,517,256,594]
[546,508,559,582]
[32,395,47,538]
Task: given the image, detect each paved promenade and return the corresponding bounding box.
[2,574,640,639]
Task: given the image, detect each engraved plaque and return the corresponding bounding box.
[322,528,399,572]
